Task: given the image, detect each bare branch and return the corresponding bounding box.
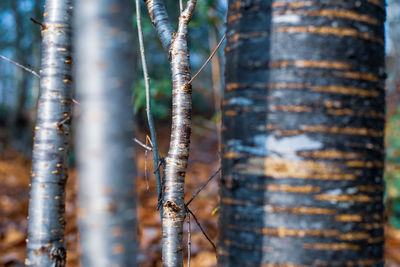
[185,206,217,252]
[188,33,226,85]
[145,137,150,190]
[137,0,164,209]
[133,137,153,151]
[0,55,81,107]
[0,54,40,78]
[144,0,174,51]
[186,167,221,207]
[146,134,153,148]
[30,17,46,30]
[187,213,191,267]
[180,0,196,25]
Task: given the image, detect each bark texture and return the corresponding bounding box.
[162,2,196,266]
[25,1,73,266]
[75,0,137,266]
[219,0,386,266]
[144,0,174,51]
[144,1,197,266]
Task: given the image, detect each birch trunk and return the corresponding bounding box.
[75,0,137,265]
[25,1,73,266]
[144,1,197,265]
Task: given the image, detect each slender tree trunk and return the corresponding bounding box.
[219,0,386,266]
[25,1,73,266]
[75,0,137,266]
[162,2,196,266]
[144,1,197,265]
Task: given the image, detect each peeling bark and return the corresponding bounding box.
[219,0,385,266]
[75,0,137,266]
[25,1,73,266]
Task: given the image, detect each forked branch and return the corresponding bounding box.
[144,0,174,51]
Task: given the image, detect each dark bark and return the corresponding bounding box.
[75,0,137,266]
[25,0,73,266]
[219,0,385,266]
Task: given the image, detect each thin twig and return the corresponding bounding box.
[187,33,226,85]
[156,157,166,210]
[0,54,40,78]
[154,156,165,174]
[187,212,191,267]
[56,116,71,127]
[179,0,183,13]
[30,17,45,30]
[0,54,82,108]
[186,167,221,207]
[146,135,153,148]
[133,138,153,151]
[136,0,163,210]
[145,137,150,190]
[185,206,217,252]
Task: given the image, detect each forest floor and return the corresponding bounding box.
[0,124,220,267]
[1,124,400,266]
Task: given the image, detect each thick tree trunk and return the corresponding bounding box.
[219,0,386,266]
[75,0,137,266]
[25,0,73,266]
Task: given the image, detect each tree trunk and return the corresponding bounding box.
[144,1,197,265]
[75,0,137,265]
[162,8,194,265]
[219,0,386,266]
[25,0,73,266]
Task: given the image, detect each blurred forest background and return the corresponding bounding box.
[0,0,400,266]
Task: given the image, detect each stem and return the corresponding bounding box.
[186,206,216,252]
[136,0,163,213]
[186,167,220,207]
[188,33,226,85]
[0,54,40,78]
[187,213,191,267]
